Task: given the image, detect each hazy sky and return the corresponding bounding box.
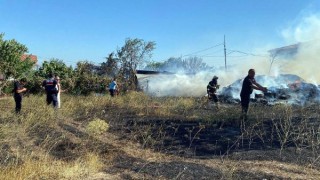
[1,0,319,67]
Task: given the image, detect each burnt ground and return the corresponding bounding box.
[92,103,319,179]
[111,118,277,157]
[104,153,283,180]
[51,120,285,179]
[106,104,320,165]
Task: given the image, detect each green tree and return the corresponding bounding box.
[73,61,108,95]
[0,33,35,79]
[37,58,74,79]
[117,38,155,90]
[30,59,75,94]
[0,33,35,94]
[75,61,97,75]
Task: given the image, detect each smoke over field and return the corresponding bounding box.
[277,14,320,83]
[137,14,320,102]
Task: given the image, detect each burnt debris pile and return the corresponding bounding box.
[219,74,320,105]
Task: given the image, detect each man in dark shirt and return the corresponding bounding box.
[42,73,58,108]
[240,69,267,116]
[13,78,27,113]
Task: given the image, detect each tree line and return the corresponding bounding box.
[0,33,213,95]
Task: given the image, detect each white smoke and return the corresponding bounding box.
[138,72,212,97]
[277,13,320,83]
[138,13,320,97]
[281,14,320,43]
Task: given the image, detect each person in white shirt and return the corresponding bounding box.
[55,76,62,108]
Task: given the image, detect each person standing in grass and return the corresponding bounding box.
[55,76,62,108]
[240,69,267,117]
[42,73,58,108]
[13,78,27,113]
[108,78,118,97]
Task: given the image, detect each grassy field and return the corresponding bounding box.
[0,92,320,179]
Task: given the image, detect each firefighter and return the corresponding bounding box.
[207,75,220,108]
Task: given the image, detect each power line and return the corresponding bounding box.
[199,48,225,56]
[227,50,269,57]
[181,42,224,57]
[201,55,249,58]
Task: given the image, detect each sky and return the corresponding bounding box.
[1,0,320,68]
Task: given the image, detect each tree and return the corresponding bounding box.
[100,52,119,77]
[75,61,97,75]
[0,33,34,79]
[37,58,74,79]
[147,56,212,73]
[0,33,35,94]
[29,59,75,94]
[72,61,108,95]
[117,38,155,90]
[162,57,184,72]
[268,52,278,75]
[144,61,165,71]
[182,56,211,74]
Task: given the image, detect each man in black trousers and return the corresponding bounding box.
[240,69,267,118]
[42,73,58,108]
[13,78,27,113]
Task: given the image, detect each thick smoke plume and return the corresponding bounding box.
[279,14,320,83]
[138,14,320,97]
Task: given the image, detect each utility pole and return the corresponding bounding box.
[224,35,227,71]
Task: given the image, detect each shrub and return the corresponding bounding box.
[85,118,109,136]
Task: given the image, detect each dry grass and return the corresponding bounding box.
[0,153,103,180]
[0,95,106,179]
[0,93,319,179]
